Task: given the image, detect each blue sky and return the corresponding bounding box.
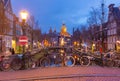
[11,0,120,33]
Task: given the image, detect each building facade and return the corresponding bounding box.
[0,0,14,52]
[13,14,23,53]
[0,0,5,52]
[107,4,120,50]
[0,0,14,51]
[59,24,71,46]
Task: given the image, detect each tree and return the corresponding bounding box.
[87,1,107,26]
[79,24,94,46]
[86,1,108,52]
[33,28,41,41]
[27,15,42,49]
[87,8,101,26]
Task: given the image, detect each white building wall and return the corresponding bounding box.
[3,0,14,49]
[4,36,12,48]
[107,22,117,50]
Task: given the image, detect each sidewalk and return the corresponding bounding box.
[0,66,120,81]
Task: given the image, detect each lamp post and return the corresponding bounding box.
[0,37,2,52]
[20,10,28,53]
[101,0,105,66]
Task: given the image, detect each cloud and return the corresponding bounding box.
[12,0,120,33]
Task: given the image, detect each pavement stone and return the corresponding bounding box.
[0,66,120,81]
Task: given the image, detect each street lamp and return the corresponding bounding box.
[20,10,28,35]
[20,10,28,53]
[20,10,28,22]
[0,37,2,52]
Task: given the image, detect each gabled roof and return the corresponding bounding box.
[108,4,120,22]
[113,7,120,21]
[4,0,8,6]
[3,0,13,13]
[108,4,115,8]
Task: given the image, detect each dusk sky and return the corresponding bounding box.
[11,0,120,33]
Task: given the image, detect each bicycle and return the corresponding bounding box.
[10,53,35,71]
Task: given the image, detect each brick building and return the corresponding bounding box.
[107,4,120,50]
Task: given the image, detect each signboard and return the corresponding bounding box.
[19,36,28,45]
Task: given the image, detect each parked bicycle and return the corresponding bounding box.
[72,48,92,66]
[0,55,12,71]
[39,47,75,67]
[10,53,35,71]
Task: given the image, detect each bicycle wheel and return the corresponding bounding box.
[40,57,50,67]
[106,60,114,67]
[0,59,11,71]
[27,58,36,69]
[80,56,90,66]
[114,60,120,67]
[64,56,75,67]
[11,58,22,71]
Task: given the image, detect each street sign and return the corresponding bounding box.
[19,36,28,45]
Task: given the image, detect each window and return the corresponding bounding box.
[108,30,110,35]
[114,28,116,34]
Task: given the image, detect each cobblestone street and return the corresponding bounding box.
[0,66,120,81]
